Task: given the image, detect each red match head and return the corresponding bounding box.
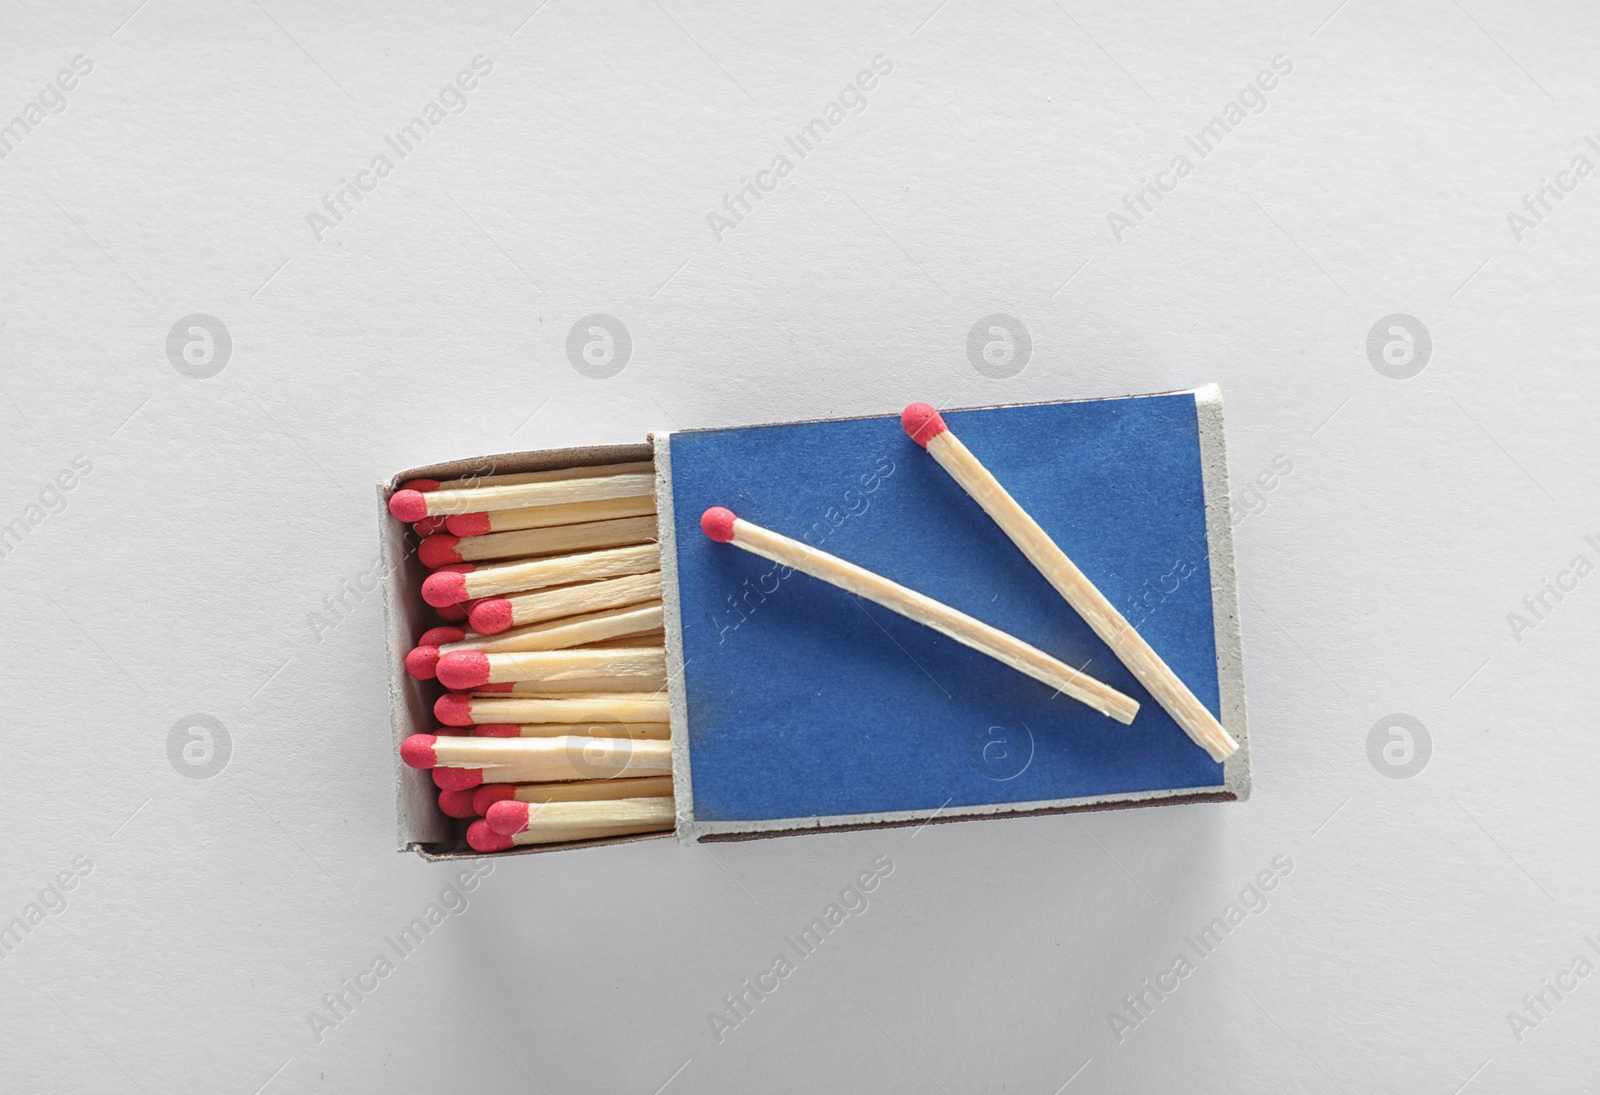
[437,788,480,818]
[472,784,518,815]
[469,598,514,634]
[447,512,492,537]
[404,645,442,680]
[421,567,473,607]
[388,489,429,523]
[436,651,491,691]
[472,723,521,737]
[401,479,440,493]
[700,507,738,543]
[901,403,948,447]
[418,535,465,568]
[434,601,469,623]
[400,734,438,769]
[418,626,466,647]
[466,819,514,852]
[432,766,486,790]
[434,693,475,726]
[486,799,532,836]
[413,516,448,536]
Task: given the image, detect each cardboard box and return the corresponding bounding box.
[382,388,1251,860]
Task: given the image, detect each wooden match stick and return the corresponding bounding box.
[421,544,660,606]
[469,572,663,634]
[467,803,673,850]
[436,646,666,690]
[402,734,671,777]
[472,721,671,739]
[479,675,667,695]
[446,495,656,537]
[472,775,674,815]
[390,471,654,522]
[419,515,659,568]
[484,796,673,837]
[902,403,1239,761]
[435,692,670,727]
[405,604,665,679]
[699,508,1138,723]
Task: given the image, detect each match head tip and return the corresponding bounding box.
[446,511,492,537]
[399,734,438,769]
[437,788,480,818]
[404,646,441,680]
[486,800,532,836]
[468,598,514,634]
[700,507,738,543]
[418,626,466,647]
[473,723,521,737]
[432,766,486,791]
[472,784,518,815]
[401,478,440,493]
[421,569,471,608]
[413,516,448,537]
[467,819,514,852]
[901,403,947,447]
[436,651,491,690]
[418,534,464,569]
[388,489,429,523]
[434,693,474,726]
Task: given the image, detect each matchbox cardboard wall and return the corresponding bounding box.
[381,388,1252,861]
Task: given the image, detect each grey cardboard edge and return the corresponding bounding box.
[381,442,663,861]
[1194,384,1252,801]
[688,785,1234,840]
[671,386,1247,843]
[651,432,699,845]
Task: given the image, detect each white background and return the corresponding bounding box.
[1,0,1597,1091]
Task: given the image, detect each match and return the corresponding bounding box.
[418,514,659,568]
[402,733,672,778]
[389,470,655,522]
[472,775,675,815]
[484,796,674,838]
[699,506,1139,723]
[435,691,671,727]
[466,809,673,851]
[476,674,668,694]
[436,646,667,690]
[405,604,666,679]
[420,543,660,606]
[902,403,1238,761]
[469,571,663,634]
[446,494,656,537]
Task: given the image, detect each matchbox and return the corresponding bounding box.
[381,388,1252,860]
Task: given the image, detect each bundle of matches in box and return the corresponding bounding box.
[388,460,675,853]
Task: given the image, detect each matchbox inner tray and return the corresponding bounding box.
[382,387,1251,859]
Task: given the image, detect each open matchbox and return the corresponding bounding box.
[381,387,1252,860]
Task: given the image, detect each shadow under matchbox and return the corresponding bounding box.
[381,387,1251,858]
